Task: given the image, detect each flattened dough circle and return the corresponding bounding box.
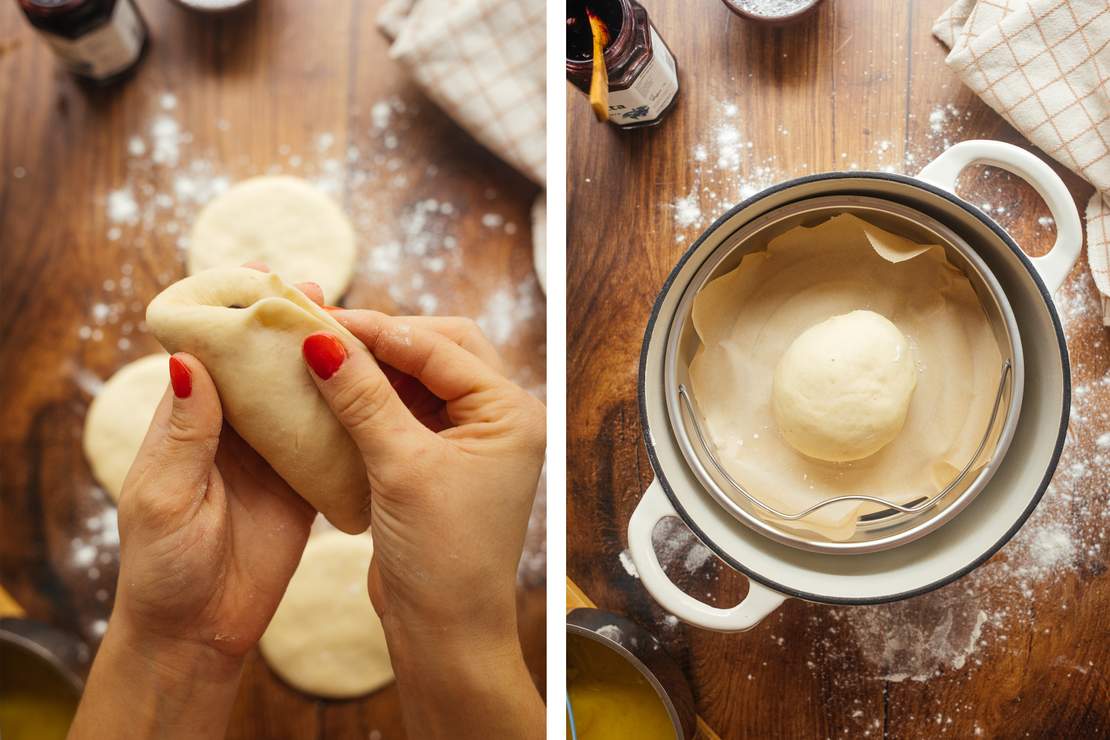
[187,176,356,302]
[259,531,394,699]
[83,354,168,502]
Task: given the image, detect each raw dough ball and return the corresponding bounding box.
[260,531,393,698]
[188,176,356,303]
[146,267,371,533]
[83,354,168,501]
[772,310,916,462]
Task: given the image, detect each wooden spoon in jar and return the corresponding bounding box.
[587,10,610,122]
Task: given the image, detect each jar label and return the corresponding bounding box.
[607,27,678,125]
[41,0,144,80]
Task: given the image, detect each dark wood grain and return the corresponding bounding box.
[0,1,545,737]
[567,1,1109,738]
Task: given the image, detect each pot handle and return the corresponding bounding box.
[627,479,786,632]
[916,139,1082,294]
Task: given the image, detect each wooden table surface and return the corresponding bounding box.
[568,1,1109,738]
[0,1,545,737]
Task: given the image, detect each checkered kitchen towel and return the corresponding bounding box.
[935,0,1110,323]
[379,0,545,186]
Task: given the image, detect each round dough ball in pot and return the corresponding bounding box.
[83,354,169,502]
[259,530,393,699]
[187,176,356,303]
[772,310,917,463]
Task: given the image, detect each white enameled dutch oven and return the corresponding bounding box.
[627,140,1082,632]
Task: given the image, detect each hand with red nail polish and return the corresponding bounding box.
[300,310,545,740]
[70,352,315,740]
[303,332,348,380]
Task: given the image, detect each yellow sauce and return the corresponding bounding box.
[567,634,674,740]
[0,643,79,740]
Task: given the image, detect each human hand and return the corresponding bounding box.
[300,309,545,738]
[109,275,328,661]
[112,352,316,661]
[74,283,321,739]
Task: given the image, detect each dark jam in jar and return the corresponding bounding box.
[18,0,148,84]
[566,0,678,129]
[566,0,623,62]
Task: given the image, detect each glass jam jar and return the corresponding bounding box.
[17,0,148,84]
[566,0,679,129]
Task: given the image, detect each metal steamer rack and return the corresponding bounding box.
[664,196,1025,555]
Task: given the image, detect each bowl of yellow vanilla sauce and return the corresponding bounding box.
[567,609,694,740]
[0,619,85,740]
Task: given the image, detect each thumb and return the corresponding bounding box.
[151,353,223,486]
[301,332,425,465]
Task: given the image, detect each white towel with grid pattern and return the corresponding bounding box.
[935,0,1110,323]
[379,0,545,186]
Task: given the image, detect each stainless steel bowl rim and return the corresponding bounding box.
[0,618,86,695]
[637,170,1070,605]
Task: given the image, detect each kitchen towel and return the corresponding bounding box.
[934,0,1110,323]
[379,0,545,187]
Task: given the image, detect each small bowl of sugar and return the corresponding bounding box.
[171,0,255,14]
[722,0,824,24]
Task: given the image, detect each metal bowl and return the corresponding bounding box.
[0,618,87,737]
[567,608,695,739]
[0,617,88,693]
[665,195,1024,554]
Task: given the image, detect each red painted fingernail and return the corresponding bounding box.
[303,333,347,380]
[168,356,192,398]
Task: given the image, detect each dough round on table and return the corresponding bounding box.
[260,531,393,699]
[83,354,168,502]
[772,310,916,463]
[188,176,356,302]
[532,192,546,294]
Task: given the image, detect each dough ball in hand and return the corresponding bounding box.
[146,267,371,533]
[772,310,917,462]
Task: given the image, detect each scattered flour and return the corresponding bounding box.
[619,549,639,579]
[106,188,139,225]
[90,91,540,359]
[807,270,1107,686]
[71,543,97,568]
[73,89,548,615]
[476,280,539,347]
[150,115,183,167]
[65,504,120,640]
[672,194,702,228]
[651,516,715,575]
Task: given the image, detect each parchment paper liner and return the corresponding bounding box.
[689,213,1004,541]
